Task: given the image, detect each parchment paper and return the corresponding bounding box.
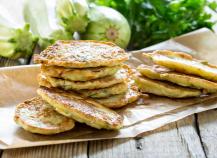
[1,28,217,149]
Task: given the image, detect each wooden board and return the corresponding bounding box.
[1,115,208,158]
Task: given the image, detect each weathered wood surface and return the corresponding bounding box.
[3,111,217,158]
[2,142,88,158]
[197,109,217,158]
[88,115,205,158]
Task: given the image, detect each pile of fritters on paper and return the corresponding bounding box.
[14,40,140,135]
[14,42,217,135]
[135,50,217,98]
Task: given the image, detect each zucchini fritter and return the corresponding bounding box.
[135,75,201,98]
[41,65,120,81]
[95,81,140,108]
[38,66,129,90]
[137,64,170,80]
[79,82,128,98]
[34,40,129,68]
[145,50,217,81]
[138,64,217,93]
[37,87,123,130]
[14,97,75,135]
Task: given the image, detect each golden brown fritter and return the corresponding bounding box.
[144,50,217,81]
[134,75,201,98]
[137,64,170,80]
[78,82,128,98]
[38,66,129,90]
[41,65,120,81]
[37,87,123,130]
[14,97,75,135]
[34,40,129,68]
[95,80,140,108]
[137,64,217,93]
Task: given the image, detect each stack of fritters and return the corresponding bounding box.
[135,50,217,98]
[14,40,140,135]
[36,40,140,108]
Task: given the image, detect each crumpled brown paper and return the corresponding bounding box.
[1,28,217,149]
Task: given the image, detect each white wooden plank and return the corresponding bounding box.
[197,109,217,158]
[176,115,206,158]
[89,115,205,158]
[2,142,88,158]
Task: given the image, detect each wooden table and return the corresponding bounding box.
[1,109,217,158]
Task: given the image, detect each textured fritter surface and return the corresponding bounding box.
[34,40,129,68]
[95,81,140,108]
[135,75,201,98]
[79,82,128,98]
[145,50,217,81]
[137,64,170,79]
[41,65,120,81]
[138,64,217,93]
[38,66,129,90]
[37,87,123,130]
[14,97,75,135]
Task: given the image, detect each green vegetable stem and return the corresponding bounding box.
[56,0,90,33]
